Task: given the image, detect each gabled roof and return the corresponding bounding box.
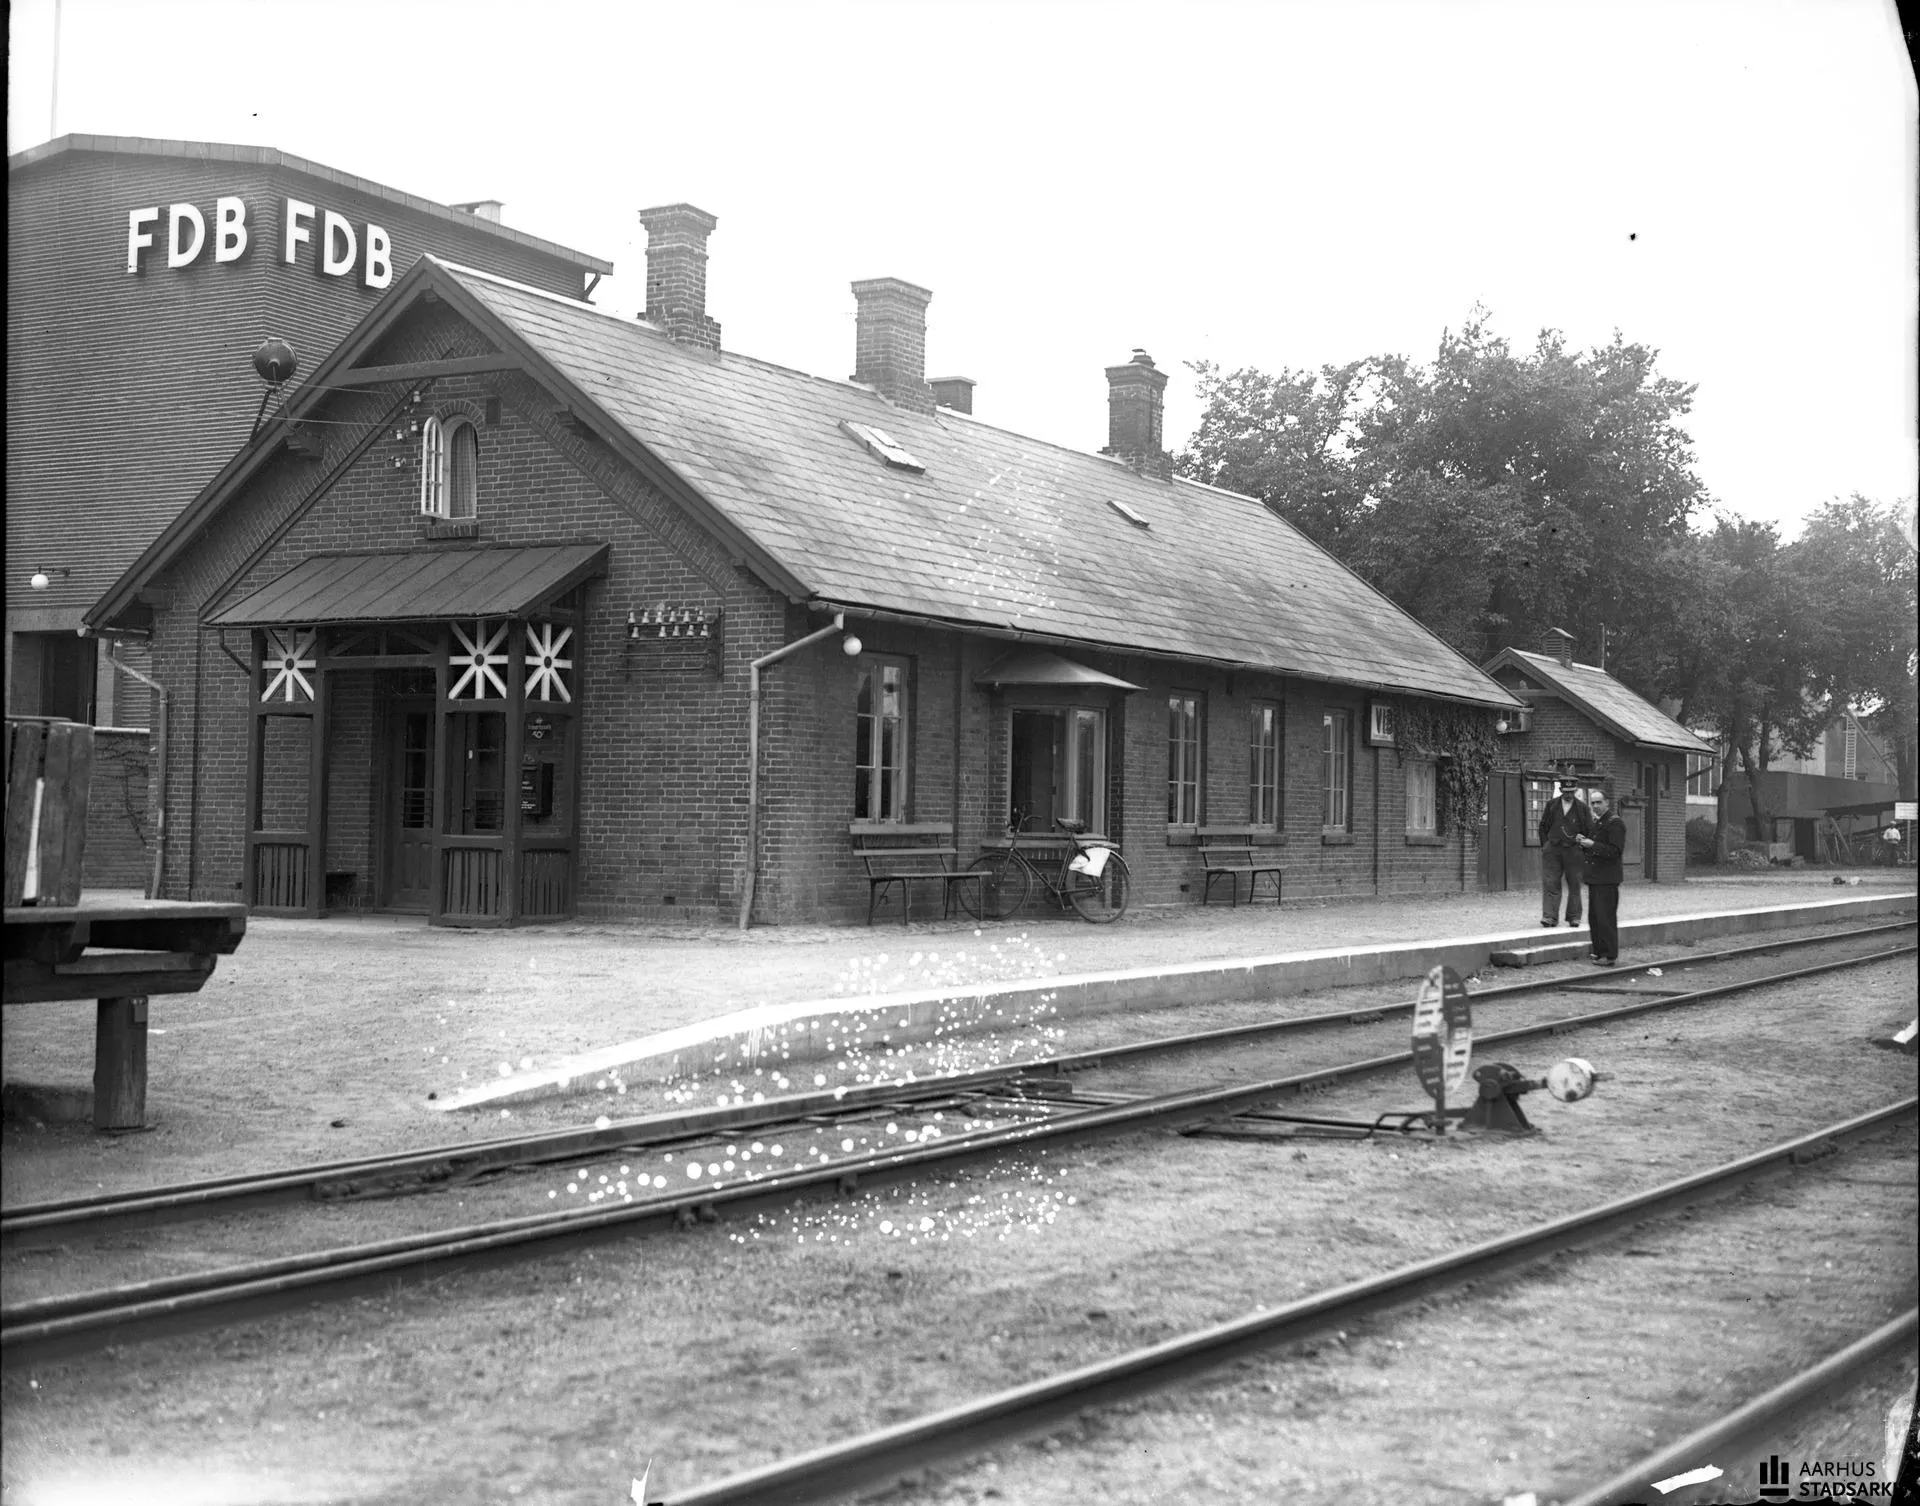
[1486,649,1714,755]
[92,256,1519,710]
[8,134,612,275]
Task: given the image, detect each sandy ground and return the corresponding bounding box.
[1,870,1914,1506]
[0,908,1914,1506]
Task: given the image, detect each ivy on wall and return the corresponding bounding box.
[1389,697,1501,834]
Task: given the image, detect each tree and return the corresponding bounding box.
[1179,312,1710,676]
[1788,495,1919,798]
[1664,518,1838,851]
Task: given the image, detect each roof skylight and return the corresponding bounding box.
[840,420,925,474]
[1108,498,1151,529]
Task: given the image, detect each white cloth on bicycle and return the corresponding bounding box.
[1068,847,1110,878]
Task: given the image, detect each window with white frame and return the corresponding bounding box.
[1168,693,1202,826]
[420,415,479,519]
[1405,759,1438,835]
[1249,701,1281,827]
[1322,710,1351,832]
[853,658,908,822]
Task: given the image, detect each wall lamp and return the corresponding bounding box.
[29,566,71,590]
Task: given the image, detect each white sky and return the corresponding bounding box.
[8,0,1916,539]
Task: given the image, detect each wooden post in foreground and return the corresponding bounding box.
[94,996,148,1130]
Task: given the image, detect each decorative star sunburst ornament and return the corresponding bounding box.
[260,627,317,703]
[449,619,510,699]
[523,621,573,703]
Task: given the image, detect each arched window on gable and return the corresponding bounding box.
[420,416,479,519]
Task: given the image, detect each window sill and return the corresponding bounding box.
[1320,830,1354,846]
[421,517,480,540]
[1404,833,1446,847]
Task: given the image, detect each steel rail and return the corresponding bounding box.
[1556,1308,1919,1506]
[1035,920,1918,1072]
[0,1077,1040,1241]
[6,921,1907,1243]
[3,944,1913,1367]
[660,1101,1919,1506]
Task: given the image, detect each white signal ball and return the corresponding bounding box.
[1547,1057,1597,1103]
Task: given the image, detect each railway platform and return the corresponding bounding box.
[435,874,1917,1112]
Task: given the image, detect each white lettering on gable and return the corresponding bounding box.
[124,194,399,282]
[167,203,206,268]
[322,210,357,277]
[364,224,392,288]
[214,197,248,262]
[126,206,160,273]
[283,198,316,264]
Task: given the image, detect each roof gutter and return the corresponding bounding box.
[740,613,849,932]
[812,600,1522,713]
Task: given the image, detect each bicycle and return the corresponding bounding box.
[963,813,1131,924]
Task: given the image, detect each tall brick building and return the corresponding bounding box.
[6,135,610,729]
[1480,629,1711,890]
[89,206,1523,926]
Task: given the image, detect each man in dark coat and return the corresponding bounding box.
[1537,775,1594,927]
[1576,789,1628,966]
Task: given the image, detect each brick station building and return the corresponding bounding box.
[88,205,1523,926]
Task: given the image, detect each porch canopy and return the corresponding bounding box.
[208,543,608,626]
[973,647,1142,691]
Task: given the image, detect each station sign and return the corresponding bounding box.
[126,195,393,287]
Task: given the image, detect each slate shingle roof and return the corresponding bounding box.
[445,263,1515,710]
[1492,650,1714,754]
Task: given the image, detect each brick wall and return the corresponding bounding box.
[80,728,152,890]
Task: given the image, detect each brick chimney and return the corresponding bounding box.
[1539,627,1575,667]
[851,278,936,414]
[638,204,722,351]
[1102,349,1172,480]
[929,376,975,414]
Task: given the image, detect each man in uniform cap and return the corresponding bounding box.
[1537,775,1595,928]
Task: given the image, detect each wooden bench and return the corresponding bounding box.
[849,823,983,925]
[1196,825,1283,907]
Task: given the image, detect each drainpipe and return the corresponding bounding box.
[101,639,169,900]
[739,612,848,931]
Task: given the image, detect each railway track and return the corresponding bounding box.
[1557,1308,1918,1506]
[2,929,1910,1369]
[6,919,1908,1244]
[659,1101,1919,1505]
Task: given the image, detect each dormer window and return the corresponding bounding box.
[840,420,925,473]
[421,416,479,519]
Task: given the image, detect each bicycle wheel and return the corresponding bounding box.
[1066,850,1130,923]
[963,850,1030,921]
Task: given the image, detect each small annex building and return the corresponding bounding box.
[89,205,1522,926]
[1480,629,1712,889]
